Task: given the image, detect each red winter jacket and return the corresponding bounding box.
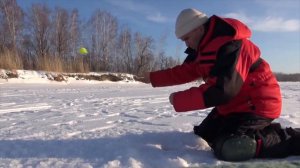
[150,15,282,119]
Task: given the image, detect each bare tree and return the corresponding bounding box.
[88,10,117,71]
[20,34,35,69]
[116,27,133,73]
[0,0,24,53]
[0,0,24,69]
[133,33,154,75]
[28,4,51,59]
[52,7,69,60]
[157,51,167,69]
[69,9,80,58]
[152,31,182,71]
[27,4,53,70]
[155,51,180,70]
[152,31,170,71]
[69,9,85,72]
[0,7,6,51]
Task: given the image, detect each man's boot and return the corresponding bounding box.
[286,127,300,155]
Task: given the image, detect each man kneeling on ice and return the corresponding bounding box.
[141,8,300,161]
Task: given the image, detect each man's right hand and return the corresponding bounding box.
[135,72,151,84]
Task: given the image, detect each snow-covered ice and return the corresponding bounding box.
[0,76,299,167]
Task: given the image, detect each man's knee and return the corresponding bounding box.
[213,135,257,161]
[193,109,222,143]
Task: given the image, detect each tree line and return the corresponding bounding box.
[0,0,181,75]
[274,73,300,82]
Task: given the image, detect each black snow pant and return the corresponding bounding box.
[193,108,300,160]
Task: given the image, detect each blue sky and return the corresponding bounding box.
[17,0,300,73]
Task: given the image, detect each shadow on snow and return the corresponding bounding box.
[0,131,215,166]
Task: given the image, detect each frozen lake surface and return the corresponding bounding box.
[0,81,299,168]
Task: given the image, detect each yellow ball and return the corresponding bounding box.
[79,47,88,55]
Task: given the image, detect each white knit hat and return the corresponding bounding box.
[175,8,209,38]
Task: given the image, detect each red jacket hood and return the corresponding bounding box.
[199,15,252,50]
[221,16,252,39]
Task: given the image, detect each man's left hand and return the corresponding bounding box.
[169,93,175,105]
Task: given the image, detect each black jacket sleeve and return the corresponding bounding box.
[183,47,197,64]
[203,40,244,107]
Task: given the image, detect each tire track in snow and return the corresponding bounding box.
[0,103,51,114]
